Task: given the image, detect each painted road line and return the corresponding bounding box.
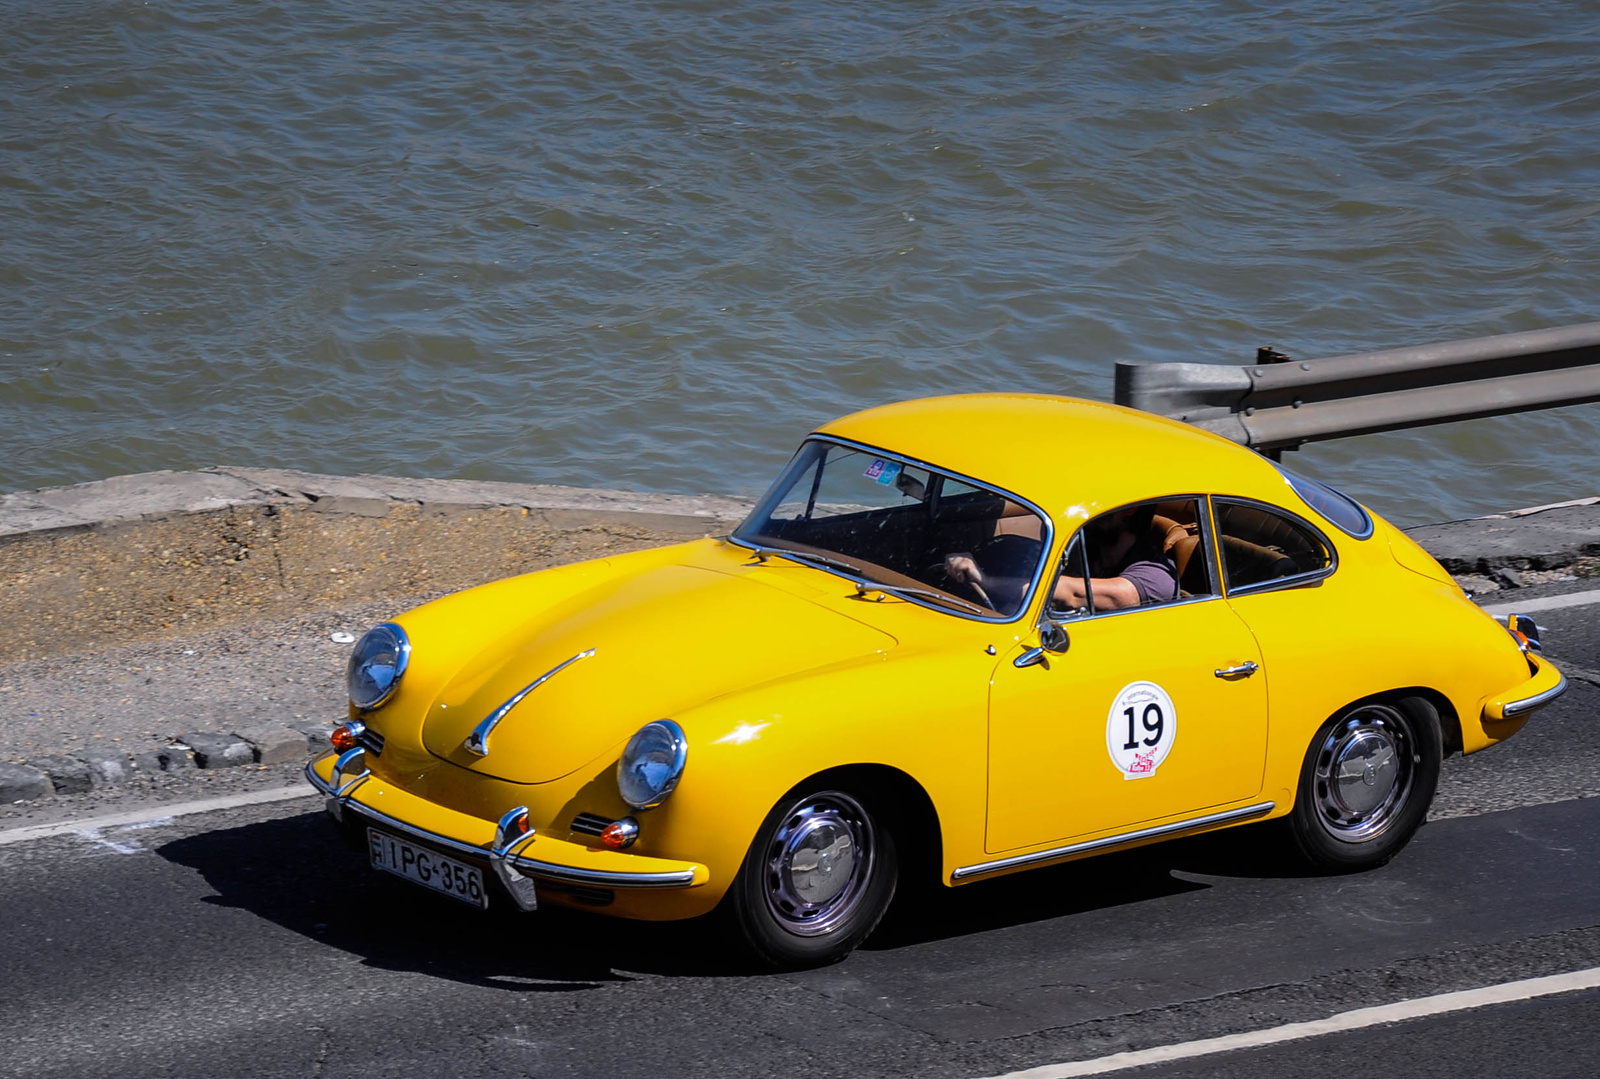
[0,784,317,848]
[981,966,1600,1079]
[1483,588,1600,617]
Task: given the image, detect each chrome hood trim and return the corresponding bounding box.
[462,648,596,757]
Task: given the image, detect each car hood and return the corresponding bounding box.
[419,562,897,784]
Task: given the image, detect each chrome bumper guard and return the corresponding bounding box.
[306,761,698,903]
[1502,669,1569,718]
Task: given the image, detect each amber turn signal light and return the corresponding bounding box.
[330,721,365,752]
[599,817,640,849]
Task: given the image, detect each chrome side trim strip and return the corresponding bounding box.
[307,762,698,888]
[1502,670,1569,717]
[951,801,1277,881]
[463,647,596,756]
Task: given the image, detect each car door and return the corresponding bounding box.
[985,499,1271,854]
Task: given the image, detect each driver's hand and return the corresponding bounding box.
[944,553,982,584]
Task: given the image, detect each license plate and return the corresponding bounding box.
[368,828,488,909]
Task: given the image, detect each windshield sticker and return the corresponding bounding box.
[1106,681,1177,780]
[864,459,903,485]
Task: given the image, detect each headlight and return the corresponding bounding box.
[346,623,411,710]
[617,720,688,809]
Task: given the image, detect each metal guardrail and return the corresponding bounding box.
[1113,322,1600,454]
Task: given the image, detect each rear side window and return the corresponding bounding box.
[1278,468,1372,539]
[1214,499,1333,592]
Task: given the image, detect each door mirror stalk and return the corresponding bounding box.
[1014,621,1069,669]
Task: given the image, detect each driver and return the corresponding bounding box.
[945,504,1177,612]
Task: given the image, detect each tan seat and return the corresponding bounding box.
[1151,514,1206,595]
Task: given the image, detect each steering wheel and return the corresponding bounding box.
[928,560,994,610]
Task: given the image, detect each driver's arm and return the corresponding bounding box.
[1053,574,1141,611]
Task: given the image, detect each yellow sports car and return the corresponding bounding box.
[308,394,1565,968]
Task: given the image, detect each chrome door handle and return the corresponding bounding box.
[1214,661,1259,679]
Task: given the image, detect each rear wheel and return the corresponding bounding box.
[1286,696,1442,871]
[726,787,898,970]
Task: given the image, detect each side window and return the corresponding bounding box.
[1214,499,1333,592]
[1045,496,1214,618]
[1045,534,1093,621]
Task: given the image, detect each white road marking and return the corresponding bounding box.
[73,828,147,855]
[1483,588,1600,617]
[0,784,317,848]
[980,966,1600,1079]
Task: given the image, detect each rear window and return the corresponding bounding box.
[1278,468,1372,539]
[1214,500,1335,592]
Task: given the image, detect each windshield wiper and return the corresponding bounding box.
[753,547,870,578]
[856,582,989,616]
[750,544,990,615]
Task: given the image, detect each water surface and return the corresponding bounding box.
[4,1,1599,524]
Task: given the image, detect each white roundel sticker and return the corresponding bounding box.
[1106,681,1177,780]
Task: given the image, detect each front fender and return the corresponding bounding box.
[650,639,997,899]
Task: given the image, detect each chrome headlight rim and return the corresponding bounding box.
[616,719,688,810]
[346,622,412,711]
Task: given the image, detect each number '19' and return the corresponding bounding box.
[1123,703,1164,750]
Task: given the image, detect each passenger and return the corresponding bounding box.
[945,504,1177,612]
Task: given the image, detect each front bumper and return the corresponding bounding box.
[306,752,709,908]
[1483,653,1568,722]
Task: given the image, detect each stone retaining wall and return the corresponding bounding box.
[0,467,753,662]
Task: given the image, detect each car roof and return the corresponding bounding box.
[815,393,1292,523]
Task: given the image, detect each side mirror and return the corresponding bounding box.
[1013,621,1070,669]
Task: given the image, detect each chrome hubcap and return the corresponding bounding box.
[1313,704,1415,842]
[764,792,874,937]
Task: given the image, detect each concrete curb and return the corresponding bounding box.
[4,726,338,806]
[4,467,1595,571]
[0,466,754,540]
[1403,497,1600,575]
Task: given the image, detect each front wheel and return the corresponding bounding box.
[725,787,898,970]
[1285,696,1442,871]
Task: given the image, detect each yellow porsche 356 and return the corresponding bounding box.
[309,395,1563,968]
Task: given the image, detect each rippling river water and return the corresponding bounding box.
[4,1,1599,524]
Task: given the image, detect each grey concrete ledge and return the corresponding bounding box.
[0,467,756,539]
[4,468,1597,573]
[1404,497,1600,574]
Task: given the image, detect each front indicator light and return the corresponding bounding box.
[330,721,365,752]
[600,817,640,849]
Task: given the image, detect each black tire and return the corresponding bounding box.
[725,786,898,970]
[1286,695,1442,871]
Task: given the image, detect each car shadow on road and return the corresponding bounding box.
[158,810,1311,980]
[156,809,742,990]
[866,820,1307,950]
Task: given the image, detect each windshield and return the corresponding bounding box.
[732,439,1050,618]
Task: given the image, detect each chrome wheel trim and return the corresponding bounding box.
[1312,703,1416,843]
[763,792,875,938]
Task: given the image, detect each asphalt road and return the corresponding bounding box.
[1,586,1597,1079]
